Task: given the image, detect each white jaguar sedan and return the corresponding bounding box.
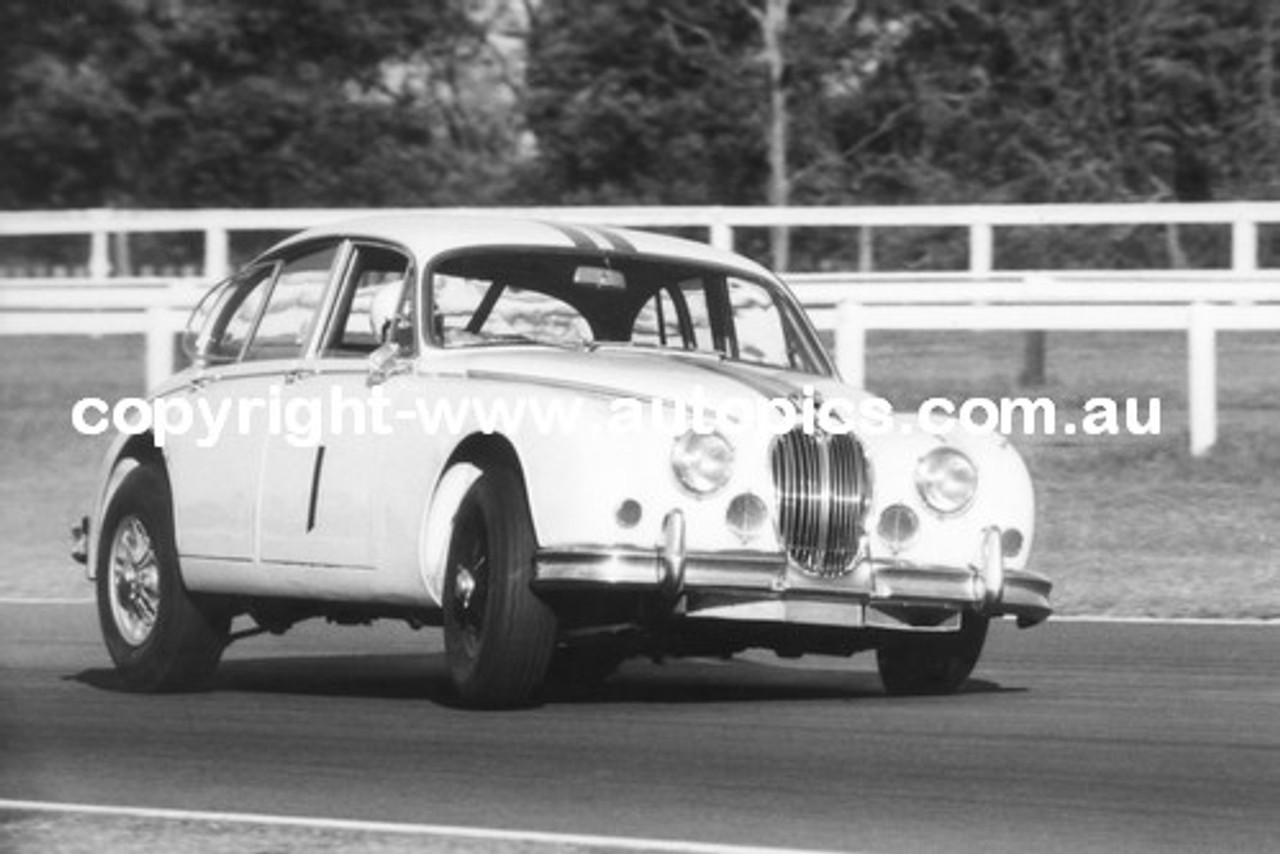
[74,215,1051,707]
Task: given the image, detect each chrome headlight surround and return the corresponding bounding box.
[915,447,978,515]
[671,430,735,496]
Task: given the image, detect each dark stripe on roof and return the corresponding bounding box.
[588,225,638,254]
[537,220,597,251]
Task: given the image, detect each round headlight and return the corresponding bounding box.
[915,447,978,514]
[671,430,735,496]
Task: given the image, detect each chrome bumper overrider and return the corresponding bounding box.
[535,515,1052,629]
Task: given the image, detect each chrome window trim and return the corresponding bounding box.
[239,238,348,364]
[312,238,418,361]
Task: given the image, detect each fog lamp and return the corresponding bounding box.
[726,493,769,542]
[877,503,919,549]
[1001,528,1024,558]
[616,499,643,529]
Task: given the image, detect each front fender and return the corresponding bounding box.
[859,421,1036,572]
[510,409,782,558]
[417,461,482,607]
[83,432,151,581]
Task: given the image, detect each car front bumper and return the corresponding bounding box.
[535,516,1052,630]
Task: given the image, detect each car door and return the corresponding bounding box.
[166,262,280,562]
[256,242,416,571]
[167,242,341,564]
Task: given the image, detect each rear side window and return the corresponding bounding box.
[243,245,338,361]
[213,270,273,360]
[184,263,277,364]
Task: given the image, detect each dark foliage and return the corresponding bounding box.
[1,0,1277,224]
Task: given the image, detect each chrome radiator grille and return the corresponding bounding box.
[770,429,871,577]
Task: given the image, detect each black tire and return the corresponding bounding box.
[876,613,989,696]
[443,467,557,707]
[96,463,230,691]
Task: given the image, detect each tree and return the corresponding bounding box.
[746,0,792,269]
[523,0,766,205]
[0,0,531,209]
[523,0,879,270]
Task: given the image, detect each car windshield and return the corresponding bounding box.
[428,249,832,376]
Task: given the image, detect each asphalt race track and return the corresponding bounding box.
[2,601,1277,853]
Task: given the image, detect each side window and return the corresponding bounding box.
[196,264,276,363]
[324,245,412,357]
[728,277,790,367]
[243,245,338,361]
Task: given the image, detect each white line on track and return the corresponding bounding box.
[1049,614,1280,627]
[0,597,94,605]
[0,799,846,854]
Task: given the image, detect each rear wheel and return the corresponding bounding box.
[443,467,557,707]
[876,613,989,696]
[96,464,230,691]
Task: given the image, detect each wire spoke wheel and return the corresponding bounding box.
[108,515,163,646]
[96,463,230,692]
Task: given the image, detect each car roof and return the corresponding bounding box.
[268,213,773,278]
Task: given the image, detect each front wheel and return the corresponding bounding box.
[96,463,230,691]
[876,613,989,696]
[443,467,557,707]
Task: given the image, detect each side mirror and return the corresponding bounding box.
[367,340,410,386]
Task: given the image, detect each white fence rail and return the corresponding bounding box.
[789,267,1280,455]
[5,204,1280,456]
[4,201,1280,277]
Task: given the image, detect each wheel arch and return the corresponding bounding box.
[446,432,528,490]
[417,431,536,607]
[87,431,169,581]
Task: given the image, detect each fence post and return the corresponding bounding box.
[145,306,173,391]
[835,300,866,389]
[1187,302,1217,456]
[709,216,734,252]
[857,226,874,273]
[89,228,112,280]
[204,226,230,280]
[969,221,994,274]
[1231,217,1258,272]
